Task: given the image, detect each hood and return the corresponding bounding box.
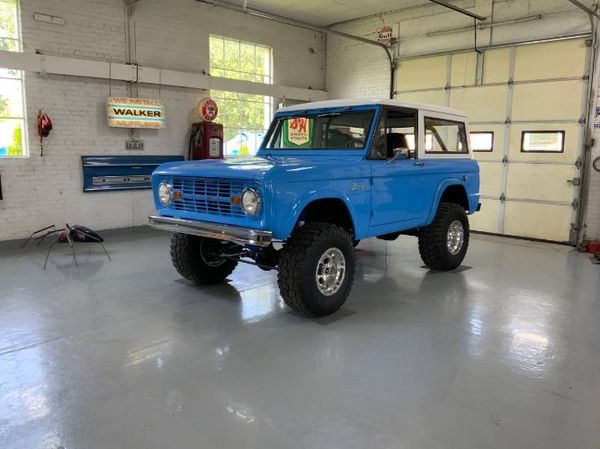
[153,155,365,181]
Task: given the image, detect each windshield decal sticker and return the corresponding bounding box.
[283,117,313,147]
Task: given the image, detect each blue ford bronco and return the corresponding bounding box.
[149,99,480,316]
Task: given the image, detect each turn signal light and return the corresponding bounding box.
[231,196,241,204]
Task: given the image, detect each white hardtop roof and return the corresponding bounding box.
[278,98,467,118]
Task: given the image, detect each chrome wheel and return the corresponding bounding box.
[447,220,464,255]
[315,247,346,296]
[199,239,227,267]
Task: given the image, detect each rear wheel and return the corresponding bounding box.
[418,203,469,271]
[170,233,238,284]
[278,222,356,317]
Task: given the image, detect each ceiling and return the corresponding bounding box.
[224,0,430,27]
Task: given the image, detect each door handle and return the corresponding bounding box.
[414,161,425,167]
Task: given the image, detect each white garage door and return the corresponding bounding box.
[395,38,590,243]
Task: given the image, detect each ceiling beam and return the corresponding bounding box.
[566,0,600,19]
[429,0,486,21]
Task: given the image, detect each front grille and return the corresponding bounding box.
[172,177,248,217]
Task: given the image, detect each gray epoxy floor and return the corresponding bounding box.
[0,228,599,449]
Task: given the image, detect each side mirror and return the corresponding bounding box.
[389,147,409,162]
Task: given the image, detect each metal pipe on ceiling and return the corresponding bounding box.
[428,0,486,21]
[195,0,396,98]
[567,0,600,20]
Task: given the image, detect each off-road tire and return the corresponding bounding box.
[418,203,469,271]
[170,233,238,284]
[278,222,356,317]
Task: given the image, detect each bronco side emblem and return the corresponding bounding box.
[350,183,366,191]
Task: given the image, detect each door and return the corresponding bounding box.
[395,38,590,243]
[369,107,425,227]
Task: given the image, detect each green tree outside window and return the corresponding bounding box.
[209,35,273,156]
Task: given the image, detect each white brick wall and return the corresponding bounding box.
[0,0,326,241]
[327,0,600,241]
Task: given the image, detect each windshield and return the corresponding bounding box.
[264,109,375,150]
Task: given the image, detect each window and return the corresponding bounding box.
[266,110,375,150]
[1,0,26,158]
[212,90,271,157]
[209,35,273,157]
[470,131,494,152]
[521,131,565,153]
[424,117,468,154]
[209,34,271,83]
[371,108,416,159]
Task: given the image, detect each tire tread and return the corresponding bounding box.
[277,222,355,316]
[418,203,469,271]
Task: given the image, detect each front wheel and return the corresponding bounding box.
[170,233,238,284]
[418,203,469,271]
[278,222,356,317]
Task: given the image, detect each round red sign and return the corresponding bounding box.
[199,97,218,122]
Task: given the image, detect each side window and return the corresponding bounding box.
[470,131,494,152]
[424,117,468,154]
[521,131,564,153]
[371,108,417,160]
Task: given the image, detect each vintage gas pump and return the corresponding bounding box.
[188,98,224,160]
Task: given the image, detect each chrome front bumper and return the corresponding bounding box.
[148,216,272,247]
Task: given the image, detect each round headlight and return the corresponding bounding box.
[158,182,173,206]
[241,188,261,215]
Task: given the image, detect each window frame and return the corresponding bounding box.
[422,116,469,155]
[0,0,28,158]
[265,109,377,151]
[520,130,565,154]
[368,106,419,160]
[470,131,494,153]
[416,110,471,159]
[208,34,274,157]
[209,34,273,84]
[211,89,273,157]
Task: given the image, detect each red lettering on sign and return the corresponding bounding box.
[290,118,307,133]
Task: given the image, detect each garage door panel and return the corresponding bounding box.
[395,90,447,107]
[450,86,508,122]
[508,123,580,161]
[504,202,572,242]
[470,124,505,161]
[506,164,577,203]
[478,162,503,197]
[483,48,510,84]
[451,52,477,87]
[470,199,500,233]
[396,56,447,90]
[512,81,583,121]
[514,39,587,81]
[392,38,586,243]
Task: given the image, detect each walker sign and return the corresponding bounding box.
[107,97,166,129]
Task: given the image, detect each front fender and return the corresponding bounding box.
[266,183,369,240]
